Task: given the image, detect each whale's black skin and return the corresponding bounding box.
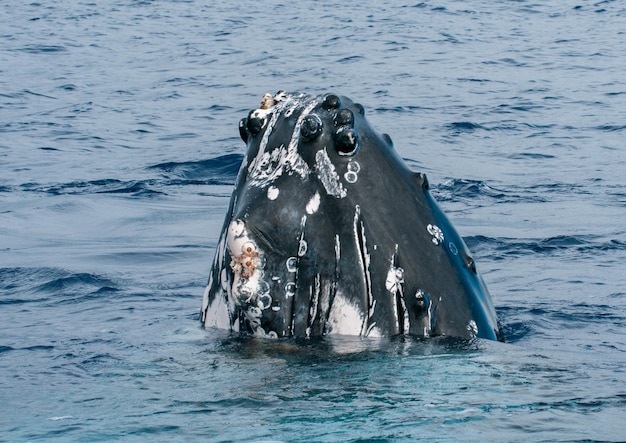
[201,92,504,341]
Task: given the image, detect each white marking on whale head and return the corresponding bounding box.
[328,292,365,336]
[298,239,308,257]
[427,224,444,245]
[202,284,231,329]
[247,94,317,189]
[267,185,279,200]
[344,160,360,184]
[286,257,297,273]
[385,266,405,294]
[467,320,478,337]
[306,191,321,214]
[315,148,347,198]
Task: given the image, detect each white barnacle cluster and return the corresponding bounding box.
[226,220,272,327]
[344,160,360,184]
[466,319,478,337]
[427,224,444,245]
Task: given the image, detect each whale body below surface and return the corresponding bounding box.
[201,91,504,342]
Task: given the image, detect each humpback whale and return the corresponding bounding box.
[201,91,503,341]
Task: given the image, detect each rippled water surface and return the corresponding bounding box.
[2,1,626,441]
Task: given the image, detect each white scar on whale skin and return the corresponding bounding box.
[316,148,347,198]
[353,204,374,336]
[327,291,364,336]
[267,186,279,200]
[386,246,410,334]
[247,94,319,189]
[306,191,321,214]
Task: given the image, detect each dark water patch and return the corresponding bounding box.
[0,345,15,354]
[373,104,430,113]
[242,53,278,66]
[12,45,67,54]
[205,104,234,112]
[528,181,592,198]
[502,302,626,343]
[20,179,165,196]
[457,77,497,83]
[445,121,485,133]
[482,58,524,67]
[466,235,626,259]
[337,55,364,64]
[57,84,76,91]
[25,344,56,351]
[1,267,67,293]
[508,152,556,160]
[550,302,626,325]
[148,153,242,184]
[157,132,199,141]
[38,146,61,151]
[23,89,57,100]
[497,317,533,343]
[595,124,626,132]
[1,268,120,307]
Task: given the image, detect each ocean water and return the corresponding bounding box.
[2,0,626,441]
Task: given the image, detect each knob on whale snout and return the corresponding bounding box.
[300,114,323,141]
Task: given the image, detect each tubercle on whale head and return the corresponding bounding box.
[237,91,365,158]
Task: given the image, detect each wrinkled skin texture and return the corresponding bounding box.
[201,92,503,341]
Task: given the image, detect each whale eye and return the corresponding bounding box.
[300,114,323,141]
[334,128,359,156]
[239,118,248,142]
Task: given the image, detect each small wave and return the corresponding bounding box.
[1,268,121,306]
[507,152,556,160]
[595,124,626,132]
[373,105,430,113]
[0,346,14,354]
[20,179,165,197]
[148,153,242,184]
[34,272,120,306]
[35,273,116,292]
[445,121,485,133]
[337,55,365,64]
[12,45,67,54]
[465,234,626,258]
[433,179,506,202]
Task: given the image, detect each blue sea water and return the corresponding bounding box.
[2,0,626,441]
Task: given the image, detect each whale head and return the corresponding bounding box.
[202,92,503,341]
